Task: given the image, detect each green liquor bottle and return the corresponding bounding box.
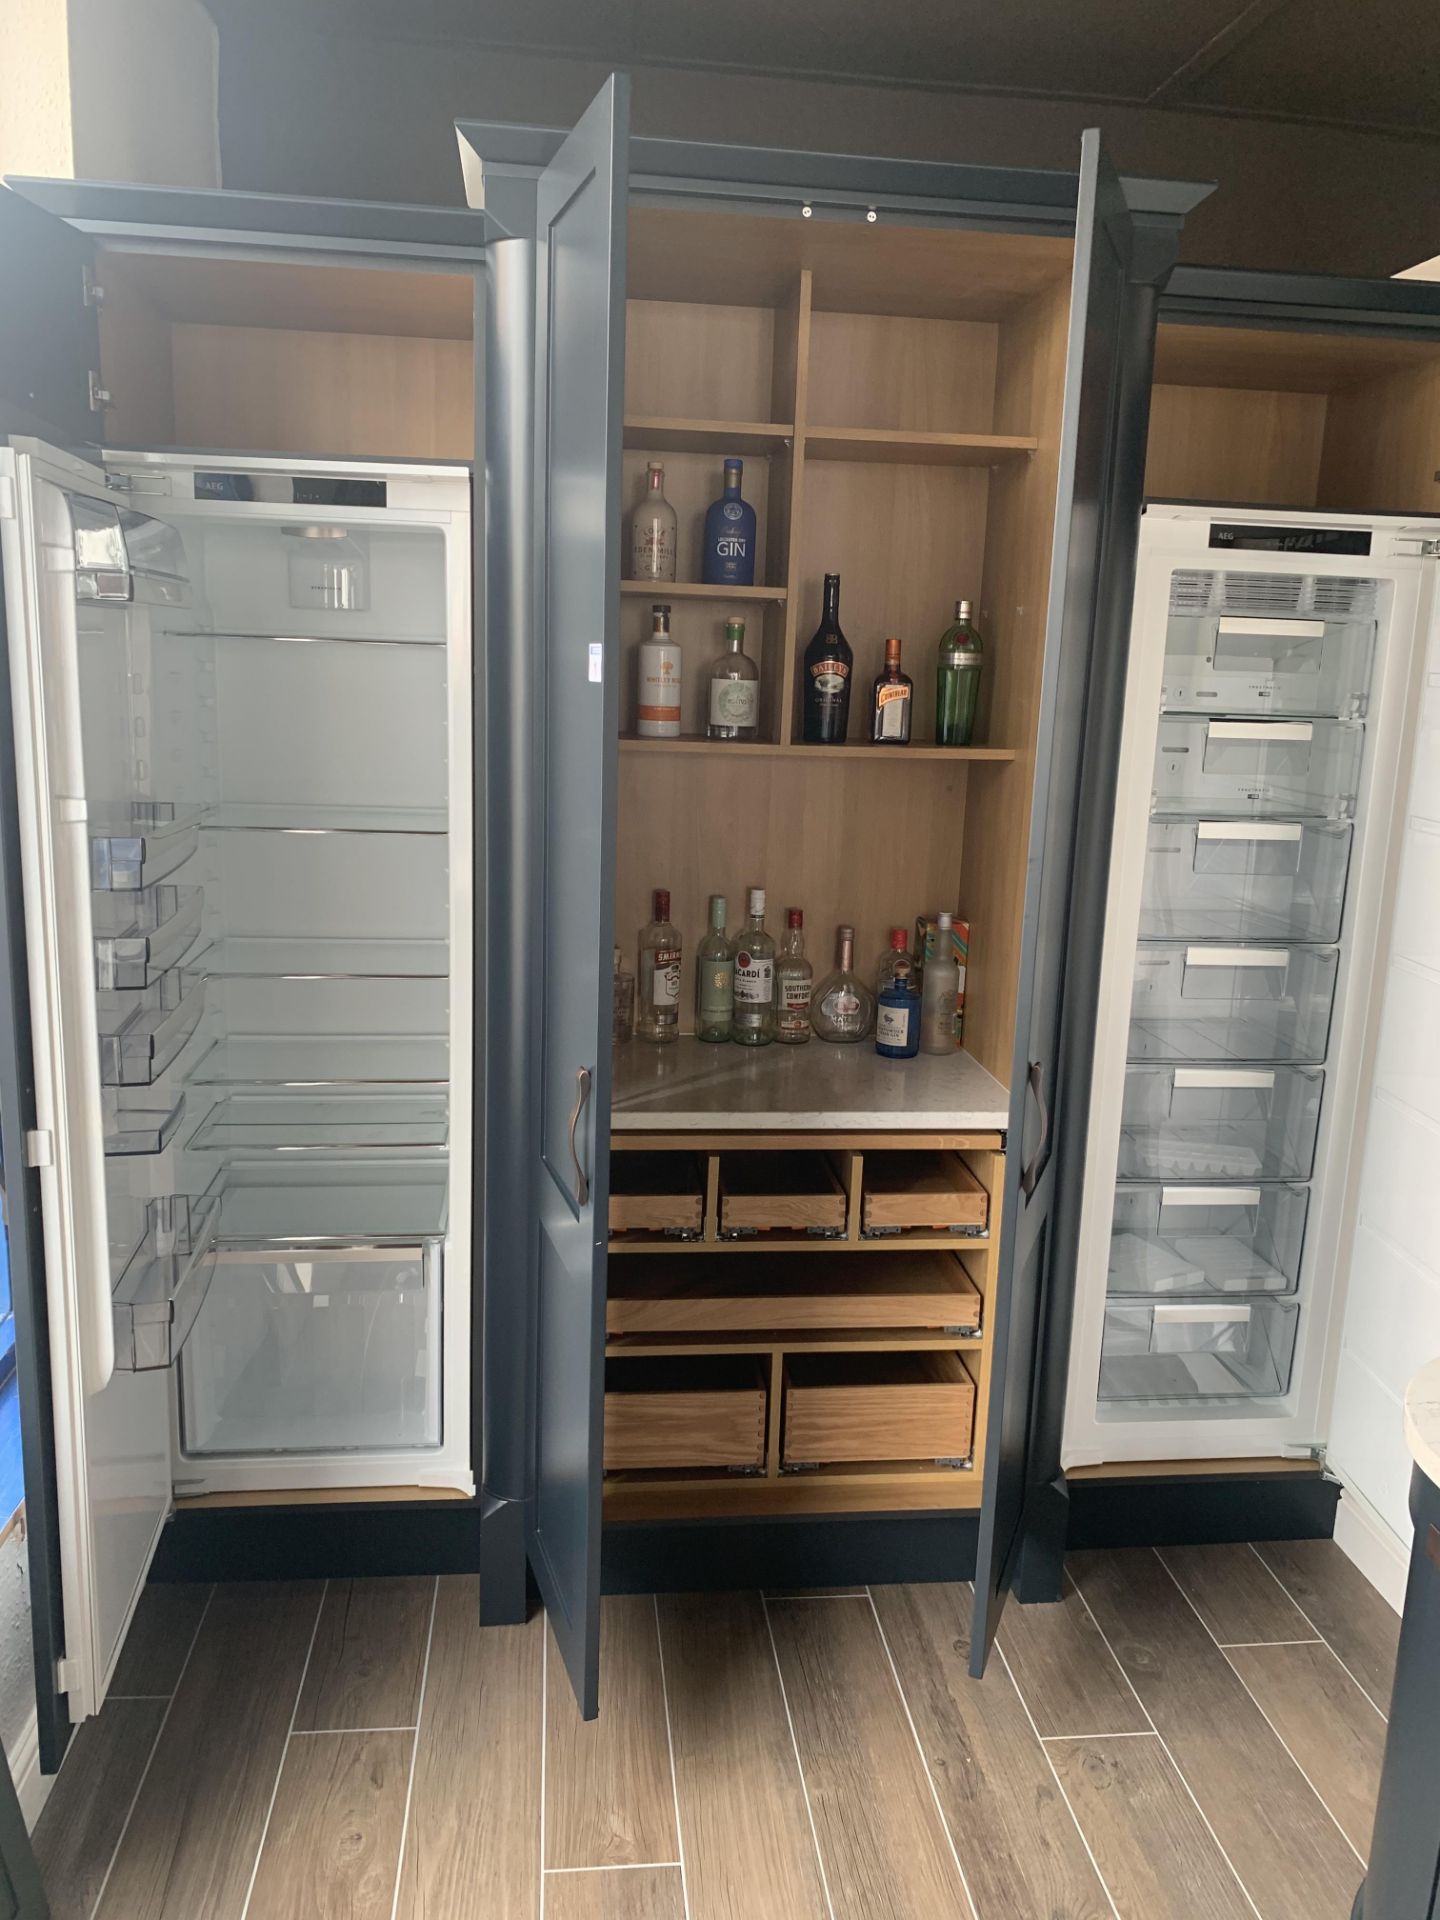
[936,599,984,746]
[695,894,734,1043]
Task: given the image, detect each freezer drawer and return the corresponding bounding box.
[1116,1065,1323,1182]
[1139,819,1351,943]
[1098,1298,1300,1401]
[1152,718,1362,819]
[1127,944,1339,1065]
[1108,1182,1309,1297]
[1161,611,1374,717]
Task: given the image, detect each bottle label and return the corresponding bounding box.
[632,523,675,578]
[733,952,774,1004]
[876,683,911,739]
[650,947,681,1007]
[811,658,850,696]
[698,959,734,1021]
[638,645,681,729]
[710,679,758,728]
[820,985,861,1027]
[780,977,811,1011]
[877,1002,912,1048]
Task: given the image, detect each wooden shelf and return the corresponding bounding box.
[619,580,787,603]
[607,1328,984,1356]
[607,1249,983,1335]
[624,415,794,455]
[617,736,1016,762]
[804,426,1037,467]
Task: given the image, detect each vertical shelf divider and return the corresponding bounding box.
[774,269,813,745]
[766,1347,785,1479]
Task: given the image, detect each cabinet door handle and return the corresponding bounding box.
[1020,1058,1049,1201]
[567,1066,593,1210]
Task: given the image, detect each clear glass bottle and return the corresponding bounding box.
[630,463,677,581]
[921,908,960,1054]
[811,925,876,1043]
[936,600,984,746]
[612,945,635,1045]
[731,887,776,1046]
[774,908,812,1044]
[875,956,921,1059]
[637,888,682,1043]
[876,926,912,996]
[695,894,733,1043]
[706,618,760,740]
[870,635,913,745]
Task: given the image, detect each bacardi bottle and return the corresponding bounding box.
[732,887,776,1046]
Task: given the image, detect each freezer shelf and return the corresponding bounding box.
[1161,610,1374,717]
[1109,1182,1308,1297]
[1116,1065,1323,1183]
[92,883,205,990]
[185,1032,449,1086]
[1138,819,1351,943]
[1099,1298,1300,1402]
[96,973,205,1085]
[188,1091,448,1152]
[1128,944,1338,1065]
[1152,718,1362,819]
[113,1193,220,1372]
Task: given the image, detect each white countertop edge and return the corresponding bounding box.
[1404,1357,1440,1487]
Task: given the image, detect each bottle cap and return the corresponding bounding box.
[957,599,973,619]
[648,463,664,484]
[787,907,803,930]
[724,457,743,472]
[938,909,953,931]
[654,888,671,920]
[748,886,766,916]
[890,926,908,950]
[725,619,746,643]
[709,894,727,926]
[824,572,841,588]
[884,635,902,661]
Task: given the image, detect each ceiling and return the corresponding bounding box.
[204,0,1440,141]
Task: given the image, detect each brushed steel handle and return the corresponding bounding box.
[1020,1058,1049,1201]
[567,1066,593,1209]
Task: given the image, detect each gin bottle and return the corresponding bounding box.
[630,463,677,581]
[732,887,776,1046]
[695,894,733,1043]
[706,619,760,740]
[701,458,756,586]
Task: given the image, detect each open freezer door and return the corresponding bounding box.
[524,74,630,1719]
[971,132,1167,1673]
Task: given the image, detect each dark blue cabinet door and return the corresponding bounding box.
[971,131,1159,1673]
[527,74,630,1720]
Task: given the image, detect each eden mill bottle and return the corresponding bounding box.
[732,888,776,1046]
[637,604,681,739]
[774,908,813,1043]
[637,889,682,1043]
[630,463,677,581]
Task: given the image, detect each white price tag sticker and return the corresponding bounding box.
[587,643,603,684]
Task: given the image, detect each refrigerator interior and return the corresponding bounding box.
[1065,508,1437,1465]
[71,459,472,1492]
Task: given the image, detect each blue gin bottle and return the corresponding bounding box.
[875,961,921,1059]
[701,458,757,587]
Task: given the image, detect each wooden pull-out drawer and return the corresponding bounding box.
[781,1351,975,1467]
[604,1356,768,1471]
[861,1152,989,1236]
[609,1152,705,1238]
[607,1250,982,1335]
[718,1152,846,1238]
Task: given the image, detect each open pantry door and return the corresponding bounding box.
[971,132,1164,1673]
[525,74,630,1718]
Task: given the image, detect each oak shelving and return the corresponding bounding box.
[804,425,1037,467]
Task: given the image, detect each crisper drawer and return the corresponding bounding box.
[604,1357,767,1471]
[1152,718,1362,819]
[1116,1066,1323,1183]
[781,1351,975,1467]
[1161,611,1374,717]
[1109,1183,1309,1298]
[1139,819,1351,943]
[1128,944,1338,1065]
[1099,1298,1300,1401]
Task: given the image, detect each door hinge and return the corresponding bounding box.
[24,1130,52,1169]
[1393,535,1440,558]
[87,370,113,414]
[82,266,105,308]
[1281,1441,1326,1463]
[55,1656,81,1696]
[104,470,171,497]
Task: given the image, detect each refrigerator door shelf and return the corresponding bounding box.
[1152,717,1363,819]
[104,1087,186,1157]
[92,883,205,990]
[1160,609,1375,717]
[96,973,205,1085]
[112,1191,221,1371]
[1127,943,1339,1065]
[1138,818,1352,943]
[1109,1182,1308,1297]
[89,804,202,892]
[1099,1297,1300,1402]
[1116,1064,1323,1184]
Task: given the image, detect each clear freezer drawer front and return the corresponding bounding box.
[1152,718,1362,819]
[1116,1065,1323,1183]
[1139,820,1351,943]
[1099,1299,1300,1401]
[1160,612,1374,717]
[1127,944,1338,1065]
[1109,1183,1308,1298]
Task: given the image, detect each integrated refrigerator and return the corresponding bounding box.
[0,441,472,1718]
[1065,503,1440,1478]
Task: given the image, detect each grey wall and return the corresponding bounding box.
[210,20,1440,273]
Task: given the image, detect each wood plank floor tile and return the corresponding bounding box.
[1159,1544,1314,1646]
[33,1699,166,1920]
[1255,1540,1400,1711]
[995,1577,1148,1738]
[1049,1735,1253,1920]
[295,1578,434,1732]
[1071,1549,1365,1919]
[247,1730,411,1919]
[109,1585,212,1696]
[95,1581,324,1920]
[393,1576,543,1920]
[1224,1641,1386,1858]
[767,1594,972,1920]
[871,1583,1111,1919]
[545,1595,678,1870]
[656,1593,829,1920]
[544,1867,686,1920]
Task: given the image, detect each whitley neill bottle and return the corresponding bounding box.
[802,573,853,744]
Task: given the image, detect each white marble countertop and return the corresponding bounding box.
[611,1034,1010,1132]
[1405,1357,1440,1487]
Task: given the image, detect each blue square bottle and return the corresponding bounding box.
[702,458,757,587]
